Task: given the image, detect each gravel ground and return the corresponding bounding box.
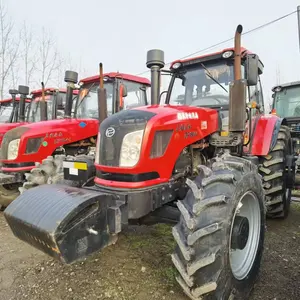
[1,203,300,300]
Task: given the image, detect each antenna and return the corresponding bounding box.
[297,6,300,52]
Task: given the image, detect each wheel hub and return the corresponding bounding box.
[231,216,249,250]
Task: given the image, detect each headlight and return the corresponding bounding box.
[120,130,144,167]
[95,132,100,164]
[8,139,20,160]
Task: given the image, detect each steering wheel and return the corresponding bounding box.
[198,94,229,105]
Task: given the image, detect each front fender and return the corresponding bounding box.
[248,114,284,156]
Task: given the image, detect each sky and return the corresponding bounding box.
[3,0,300,109]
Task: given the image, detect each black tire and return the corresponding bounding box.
[259,125,292,219]
[172,154,265,300]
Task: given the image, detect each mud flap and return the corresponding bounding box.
[4,184,127,264]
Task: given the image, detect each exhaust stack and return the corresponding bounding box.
[228,25,247,134]
[40,82,47,121]
[18,85,29,122]
[98,62,108,123]
[64,70,78,118]
[8,89,19,123]
[146,49,165,105]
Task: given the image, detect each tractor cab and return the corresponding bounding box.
[271,82,300,117]
[166,47,265,131]
[271,81,300,157]
[0,96,31,123]
[75,72,150,119]
[28,88,77,122]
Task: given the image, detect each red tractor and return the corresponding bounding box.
[0,86,79,205]
[0,70,150,206]
[0,86,76,149]
[0,92,31,123]
[0,87,31,140]
[4,25,295,299]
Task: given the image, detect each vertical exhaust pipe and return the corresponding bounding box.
[64,71,78,118]
[18,85,29,122]
[98,63,107,123]
[51,89,58,120]
[146,49,165,105]
[8,89,19,123]
[228,25,247,135]
[40,82,47,121]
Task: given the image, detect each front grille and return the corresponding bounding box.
[0,127,29,159]
[99,109,156,167]
[96,170,159,182]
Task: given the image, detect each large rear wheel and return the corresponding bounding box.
[259,125,293,218]
[172,154,265,300]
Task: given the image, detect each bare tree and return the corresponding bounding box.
[0,3,19,98]
[20,22,37,87]
[36,27,58,87]
[54,53,65,88]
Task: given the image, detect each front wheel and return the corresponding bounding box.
[172,154,265,300]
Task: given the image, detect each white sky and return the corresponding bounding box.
[4,0,300,109]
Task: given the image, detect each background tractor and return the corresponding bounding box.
[0,92,31,123]
[0,85,76,150]
[0,85,79,206]
[4,25,294,300]
[271,81,300,197]
[0,69,150,207]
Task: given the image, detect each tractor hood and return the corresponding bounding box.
[98,105,219,170]
[0,122,29,146]
[100,104,218,134]
[133,104,218,125]
[5,118,99,139]
[0,118,99,163]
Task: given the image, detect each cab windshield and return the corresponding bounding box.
[168,62,245,106]
[0,105,13,122]
[273,86,300,117]
[28,92,66,122]
[76,82,113,119]
[0,102,31,123]
[75,80,147,119]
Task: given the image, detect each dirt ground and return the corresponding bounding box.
[1,204,300,300]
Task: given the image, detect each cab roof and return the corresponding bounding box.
[170,46,264,73]
[80,72,151,86]
[272,81,300,92]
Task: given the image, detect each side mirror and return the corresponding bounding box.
[121,85,127,97]
[119,84,127,109]
[271,93,275,99]
[246,54,259,86]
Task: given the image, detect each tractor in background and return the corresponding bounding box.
[0,69,150,206]
[0,92,31,124]
[271,81,300,197]
[0,85,78,206]
[4,25,295,299]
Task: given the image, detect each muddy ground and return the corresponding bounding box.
[1,204,300,300]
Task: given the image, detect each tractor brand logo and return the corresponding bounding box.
[105,127,115,138]
[177,112,199,120]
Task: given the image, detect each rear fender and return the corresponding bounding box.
[248,115,286,156]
